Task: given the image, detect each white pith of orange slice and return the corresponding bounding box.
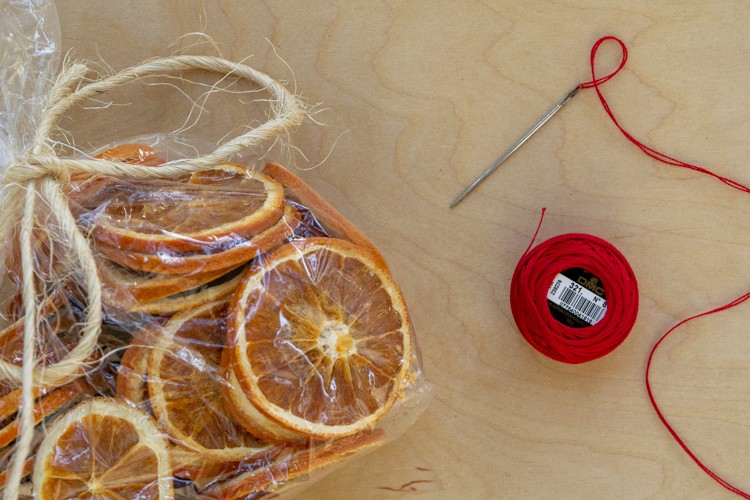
[147,300,274,462]
[227,237,412,439]
[86,164,285,253]
[32,398,173,499]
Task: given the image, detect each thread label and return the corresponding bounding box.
[547,270,607,327]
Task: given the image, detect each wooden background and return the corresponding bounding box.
[56,1,750,498]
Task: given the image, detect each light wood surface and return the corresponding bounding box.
[56,2,750,498]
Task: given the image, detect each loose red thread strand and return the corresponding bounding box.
[521,207,547,256]
[645,292,750,499]
[580,36,750,497]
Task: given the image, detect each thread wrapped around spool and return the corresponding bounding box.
[510,232,638,364]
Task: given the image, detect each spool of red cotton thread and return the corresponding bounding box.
[510,230,638,364]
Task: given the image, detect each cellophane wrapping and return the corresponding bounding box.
[0,2,430,498]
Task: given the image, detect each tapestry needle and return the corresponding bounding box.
[449,86,581,208]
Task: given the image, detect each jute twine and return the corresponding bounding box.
[0,54,305,499]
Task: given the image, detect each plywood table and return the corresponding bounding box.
[58,1,750,498]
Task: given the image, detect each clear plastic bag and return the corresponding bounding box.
[0,0,60,179]
[0,2,429,499]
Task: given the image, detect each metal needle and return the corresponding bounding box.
[449,86,581,208]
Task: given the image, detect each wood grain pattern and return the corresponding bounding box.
[56,1,750,498]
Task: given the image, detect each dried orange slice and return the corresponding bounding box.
[96,203,300,275]
[220,358,305,444]
[168,444,240,488]
[0,296,84,380]
[115,325,163,407]
[0,386,43,421]
[127,272,243,317]
[148,301,273,462]
[67,143,163,196]
[201,430,384,499]
[98,257,240,306]
[263,162,385,263]
[227,237,411,440]
[0,459,34,491]
[3,225,76,319]
[0,381,90,449]
[0,427,43,491]
[95,143,164,166]
[116,335,251,487]
[67,144,164,187]
[115,335,150,404]
[0,386,80,490]
[95,203,298,276]
[32,398,173,499]
[84,163,285,253]
[0,382,95,495]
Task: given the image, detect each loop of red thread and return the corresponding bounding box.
[577,35,629,90]
[579,36,750,497]
[579,36,750,194]
[510,229,638,364]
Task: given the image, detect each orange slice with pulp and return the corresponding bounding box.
[147,301,274,461]
[32,398,173,499]
[226,237,412,440]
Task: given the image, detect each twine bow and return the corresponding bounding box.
[1,54,305,500]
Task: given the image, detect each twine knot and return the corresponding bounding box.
[4,154,71,185]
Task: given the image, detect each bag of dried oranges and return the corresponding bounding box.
[0,2,430,499]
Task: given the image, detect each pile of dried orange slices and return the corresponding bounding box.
[0,144,417,499]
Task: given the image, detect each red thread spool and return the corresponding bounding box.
[510,232,638,364]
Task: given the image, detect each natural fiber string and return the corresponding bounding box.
[581,36,750,497]
[1,54,305,500]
